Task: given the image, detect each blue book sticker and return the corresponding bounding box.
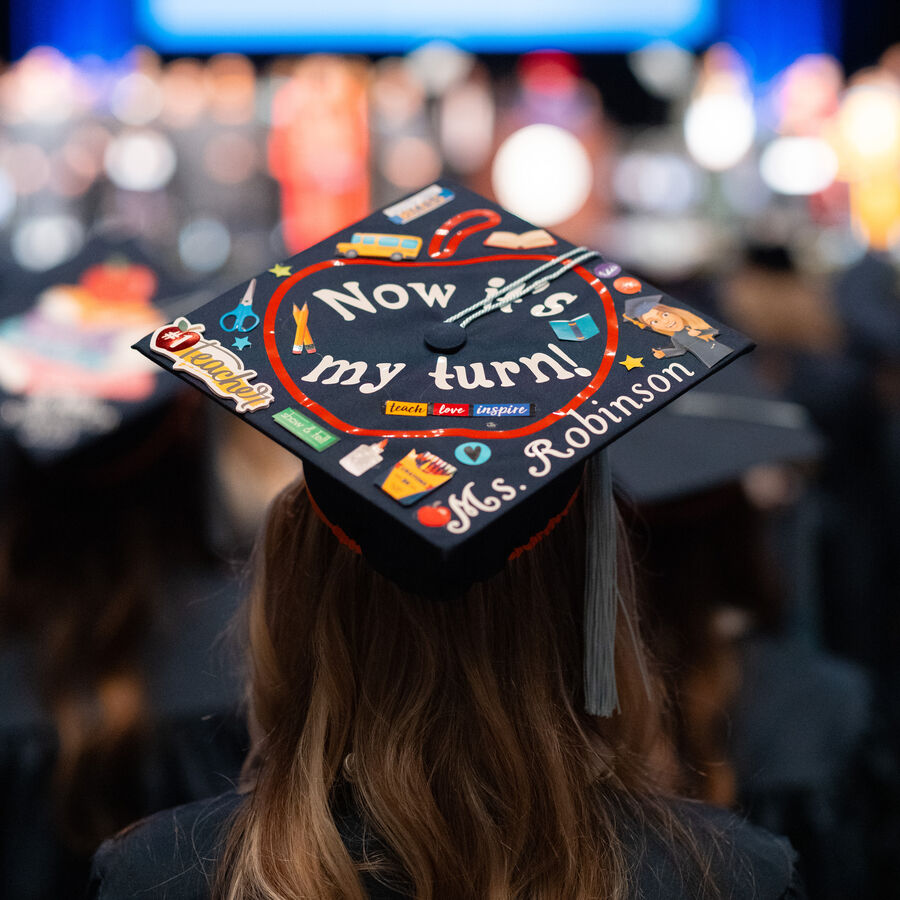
[550,313,599,342]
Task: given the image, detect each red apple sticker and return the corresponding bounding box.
[155,318,201,352]
[417,504,451,528]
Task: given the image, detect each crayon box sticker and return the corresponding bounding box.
[378,449,456,506]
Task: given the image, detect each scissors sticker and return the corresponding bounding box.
[219,279,260,333]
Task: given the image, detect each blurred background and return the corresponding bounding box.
[0,1,898,897]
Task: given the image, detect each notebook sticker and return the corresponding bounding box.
[549,313,599,342]
[483,228,556,250]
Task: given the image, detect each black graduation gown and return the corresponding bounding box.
[87,789,804,899]
[0,566,248,900]
[655,329,734,369]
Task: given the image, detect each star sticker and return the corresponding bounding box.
[232,336,251,351]
[269,263,292,277]
[619,355,644,371]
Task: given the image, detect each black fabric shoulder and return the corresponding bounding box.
[86,791,243,900]
[629,799,802,900]
[87,791,801,900]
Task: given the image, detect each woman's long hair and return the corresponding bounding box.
[218,473,702,899]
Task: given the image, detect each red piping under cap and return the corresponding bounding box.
[304,481,580,567]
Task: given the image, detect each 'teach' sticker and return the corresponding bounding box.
[384,400,428,416]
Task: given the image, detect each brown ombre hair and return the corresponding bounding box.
[217,473,701,899]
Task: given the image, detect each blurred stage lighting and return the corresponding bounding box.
[684,91,755,171]
[836,81,900,175]
[628,41,696,101]
[759,137,838,195]
[12,214,84,271]
[406,41,474,97]
[111,72,164,125]
[104,129,177,191]
[0,171,16,225]
[380,136,442,190]
[492,124,592,226]
[613,150,701,213]
[178,217,231,272]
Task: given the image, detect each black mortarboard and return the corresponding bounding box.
[0,238,193,463]
[609,355,823,504]
[134,182,753,713]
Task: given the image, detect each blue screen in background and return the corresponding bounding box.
[138,0,717,53]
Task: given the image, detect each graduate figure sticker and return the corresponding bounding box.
[378,449,456,506]
[150,318,274,413]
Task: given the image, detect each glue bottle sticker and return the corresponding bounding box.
[340,439,388,476]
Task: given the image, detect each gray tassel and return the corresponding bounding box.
[583,451,619,716]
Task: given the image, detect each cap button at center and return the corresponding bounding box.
[424,322,467,353]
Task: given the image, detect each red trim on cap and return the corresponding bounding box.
[263,255,618,440]
[305,483,362,555]
[508,486,580,560]
[306,480,579,567]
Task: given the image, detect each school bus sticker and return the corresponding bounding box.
[150,318,274,413]
[335,233,423,261]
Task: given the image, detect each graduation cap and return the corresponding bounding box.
[134,181,753,714]
[609,355,823,505]
[0,238,194,463]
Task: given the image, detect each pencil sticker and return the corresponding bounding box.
[378,449,456,506]
[292,303,316,354]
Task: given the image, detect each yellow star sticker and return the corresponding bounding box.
[619,355,644,371]
[269,263,292,277]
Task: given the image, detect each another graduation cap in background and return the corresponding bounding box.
[0,238,192,463]
[609,354,823,505]
[134,182,754,715]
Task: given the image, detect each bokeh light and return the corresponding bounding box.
[759,137,839,195]
[11,213,84,270]
[178,217,232,272]
[684,92,756,171]
[104,129,177,191]
[492,124,593,226]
